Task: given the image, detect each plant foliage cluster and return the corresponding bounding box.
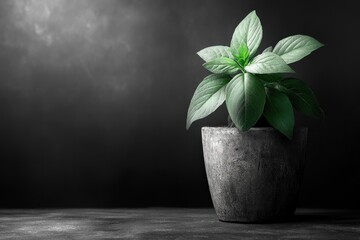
[186,11,324,139]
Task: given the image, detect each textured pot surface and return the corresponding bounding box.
[202,127,307,223]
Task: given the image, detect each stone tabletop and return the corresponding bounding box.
[0,208,359,239]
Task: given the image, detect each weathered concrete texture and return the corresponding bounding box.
[202,127,308,223]
[1,209,360,239]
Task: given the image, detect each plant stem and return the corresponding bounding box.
[227,115,235,128]
[235,60,246,74]
[238,65,246,74]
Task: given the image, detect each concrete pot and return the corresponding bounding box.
[202,127,307,223]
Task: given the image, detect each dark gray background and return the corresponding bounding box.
[0,0,358,208]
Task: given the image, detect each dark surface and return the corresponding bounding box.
[0,208,360,239]
[1,0,360,208]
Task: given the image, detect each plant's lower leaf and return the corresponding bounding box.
[263,88,295,139]
[279,78,324,119]
[256,73,283,83]
[225,73,266,131]
[262,46,273,53]
[186,74,231,129]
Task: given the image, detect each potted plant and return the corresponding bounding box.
[186,10,324,223]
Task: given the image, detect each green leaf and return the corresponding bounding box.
[203,57,240,74]
[277,78,324,119]
[273,35,324,64]
[230,10,263,58]
[237,43,250,66]
[197,46,234,62]
[257,73,283,83]
[245,52,294,74]
[262,46,273,53]
[263,88,295,139]
[186,74,231,129]
[225,73,266,131]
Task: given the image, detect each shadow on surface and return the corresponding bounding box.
[218,209,360,225]
[285,209,360,225]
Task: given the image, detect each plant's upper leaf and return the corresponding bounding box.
[197,46,234,62]
[271,78,325,119]
[230,10,263,58]
[225,73,266,131]
[186,74,231,129]
[245,52,294,74]
[273,35,324,64]
[203,57,240,74]
[236,43,250,67]
[263,88,294,139]
[262,46,273,53]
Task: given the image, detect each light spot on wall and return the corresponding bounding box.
[2,0,142,97]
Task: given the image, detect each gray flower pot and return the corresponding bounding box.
[202,127,307,223]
